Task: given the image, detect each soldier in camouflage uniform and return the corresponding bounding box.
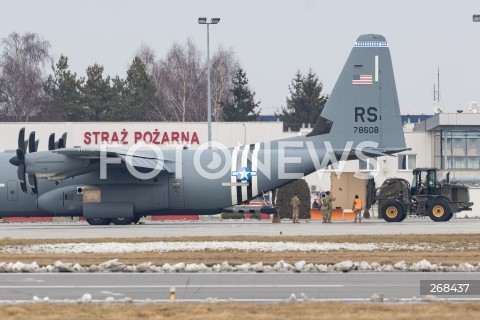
[324,191,336,223]
[291,193,300,223]
[320,193,328,223]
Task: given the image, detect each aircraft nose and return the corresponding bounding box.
[9,156,20,166]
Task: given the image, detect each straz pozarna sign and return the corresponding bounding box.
[83,130,200,145]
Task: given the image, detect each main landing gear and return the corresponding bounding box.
[85,216,141,226]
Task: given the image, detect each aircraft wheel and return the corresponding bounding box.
[381,201,405,222]
[429,201,450,222]
[132,216,142,224]
[86,218,111,225]
[111,217,134,225]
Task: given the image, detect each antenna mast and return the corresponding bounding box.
[433,67,442,114]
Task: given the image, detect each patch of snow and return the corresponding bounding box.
[284,293,297,303]
[394,261,407,271]
[370,292,384,303]
[333,260,353,272]
[123,297,133,304]
[358,261,372,271]
[104,297,115,303]
[409,259,433,272]
[0,259,478,273]
[422,295,439,302]
[80,293,92,304]
[0,241,444,254]
[458,263,475,272]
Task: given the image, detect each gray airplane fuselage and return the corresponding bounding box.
[0,34,408,223]
[0,138,331,218]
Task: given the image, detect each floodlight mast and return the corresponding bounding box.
[198,17,221,148]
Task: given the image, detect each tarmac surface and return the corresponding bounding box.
[1,272,479,303]
[1,218,480,304]
[1,217,480,239]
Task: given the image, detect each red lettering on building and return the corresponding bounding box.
[181,132,189,142]
[134,131,142,143]
[101,131,109,143]
[84,132,91,144]
[191,132,199,144]
[171,131,179,143]
[161,132,170,144]
[82,130,200,145]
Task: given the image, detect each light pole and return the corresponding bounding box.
[242,123,246,145]
[198,17,220,148]
[474,14,480,22]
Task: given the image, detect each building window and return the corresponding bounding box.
[438,130,480,170]
[398,154,416,170]
[359,158,378,171]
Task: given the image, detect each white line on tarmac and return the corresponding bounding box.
[0,284,344,289]
[2,297,480,305]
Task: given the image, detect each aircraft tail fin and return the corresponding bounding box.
[308,34,405,151]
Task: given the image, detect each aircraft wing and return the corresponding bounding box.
[357,147,411,157]
[54,147,176,173]
[332,147,411,160]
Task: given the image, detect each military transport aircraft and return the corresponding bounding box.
[0,34,407,225]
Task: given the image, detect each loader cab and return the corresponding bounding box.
[411,168,438,196]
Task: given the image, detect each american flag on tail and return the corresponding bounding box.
[352,74,372,85]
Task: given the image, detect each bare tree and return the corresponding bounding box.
[0,32,51,121]
[136,44,156,75]
[140,40,241,122]
[152,39,207,122]
[0,77,7,120]
[210,47,238,121]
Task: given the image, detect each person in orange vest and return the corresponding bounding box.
[352,195,363,223]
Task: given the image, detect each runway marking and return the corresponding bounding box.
[3,272,480,276]
[0,298,397,304]
[100,291,124,296]
[2,297,480,305]
[0,284,344,289]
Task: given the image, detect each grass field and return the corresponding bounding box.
[0,234,479,266]
[1,234,479,319]
[0,302,479,320]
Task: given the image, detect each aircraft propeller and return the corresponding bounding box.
[49,132,67,150]
[26,131,39,193]
[48,133,55,150]
[9,128,28,192]
[9,128,68,194]
[28,131,39,153]
[58,132,67,149]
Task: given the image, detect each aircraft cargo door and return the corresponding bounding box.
[7,180,18,201]
[168,178,185,208]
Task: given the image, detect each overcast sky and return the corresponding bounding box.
[2,0,480,115]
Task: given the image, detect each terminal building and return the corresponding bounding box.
[0,113,479,217]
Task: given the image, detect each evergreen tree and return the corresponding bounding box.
[104,75,126,121]
[106,57,159,121]
[120,57,157,121]
[221,68,260,121]
[277,179,311,220]
[81,63,113,121]
[281,69,328,131]
[43,55,84,121]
